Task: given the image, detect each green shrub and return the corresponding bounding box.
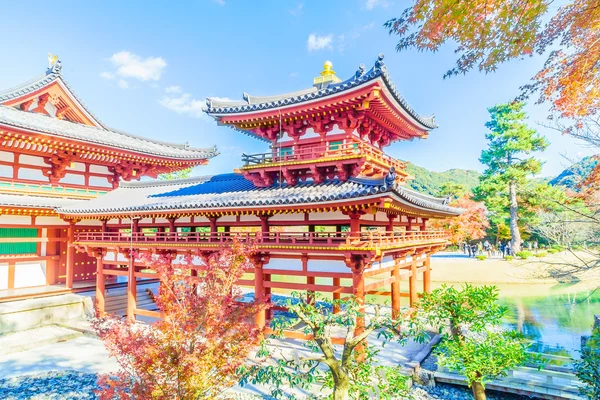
[516,251,533,259]
[535,252,548,258]
[550,245,564,252]
[476,255,487,261]
[547,248,559,254]
[504,256,514,261]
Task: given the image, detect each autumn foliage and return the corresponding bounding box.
[431,196,489,244]
[386,0,599,122]
[92,241,266,400]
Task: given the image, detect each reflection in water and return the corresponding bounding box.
[500,290,600,358]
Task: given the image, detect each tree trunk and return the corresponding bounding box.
[471,381,487,400]
[509,180,522,253]
[331,367,350,400]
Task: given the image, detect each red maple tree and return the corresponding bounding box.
[92,241,266,400]
[431,196,489,244]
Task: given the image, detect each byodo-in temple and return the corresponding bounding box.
[0,54,460,333]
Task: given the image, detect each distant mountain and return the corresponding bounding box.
[549,156,599,191]
[406,163,481,196]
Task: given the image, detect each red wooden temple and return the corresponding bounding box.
[0,56,216,296]
[54,54,461,329]
[0,55,460,335]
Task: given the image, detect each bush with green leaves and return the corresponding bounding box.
[475,255,487,261]
[575,327,600,399]
[504,255,514,261]
[411,284,541,400]
[239,292,416,400]
[515,251,533,259]
[534,251,548,258]
[547,248,559,254]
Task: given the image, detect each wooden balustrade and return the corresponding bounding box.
[75,230,450,249]
[242,141,407,173]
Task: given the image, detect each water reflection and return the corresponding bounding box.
[499,289,600,358]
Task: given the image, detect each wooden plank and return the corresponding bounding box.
[134,308,163,318]
[263,281,352,294]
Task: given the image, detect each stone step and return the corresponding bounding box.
[0,325,82,356]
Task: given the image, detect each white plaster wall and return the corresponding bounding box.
[66,162,86,172]
[0,216,33,225]
[35,217,70,226]
[177,217,191,224]
[89,165,110,174]
[0,263,7,290]
[219,215,236,222]
[310,211,347,221]
[270,213,305,222]
[88,176,112,187]
[0,165,12,178]
[14,261,46,288]
[18,167,47,181]
[19,155,46,167]
[239,215,260,223]
[60,173,85,186]
[0,151,14,162]
[194,216,210,224]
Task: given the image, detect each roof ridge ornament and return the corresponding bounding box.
[374,53,385,72]
[46,53,62,75]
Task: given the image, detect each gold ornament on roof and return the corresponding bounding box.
[313,60,341,88]
[48,53,58,68]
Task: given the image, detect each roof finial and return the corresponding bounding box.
[47,53,62,75]
[313,60,341,89]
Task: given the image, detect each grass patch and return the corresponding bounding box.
[516,251,533,259]
[476,255,487,261]
[535,252,548,258]
[504,255,514,261]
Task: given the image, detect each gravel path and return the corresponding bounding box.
[0,370,539,400]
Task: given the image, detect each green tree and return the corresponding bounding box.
[575,325,600,399]
[240,292,414,400]
[412,285,539,400]
[158,167,193,181]
[438,182,468,199]
[474,102,549,253]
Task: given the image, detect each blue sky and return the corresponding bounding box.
[0,0,593,177]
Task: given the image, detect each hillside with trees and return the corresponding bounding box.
[406,163,480,196]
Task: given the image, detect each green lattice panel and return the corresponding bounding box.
[0,228,38,255]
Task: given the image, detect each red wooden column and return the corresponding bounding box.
[386,215,397,233]
[302,255,315,305]
[423,253,431,294]
[332,277,341,314]
[391,255,401,319]
[101,220,108,233]
[421,218,428,231]
[252,255,269,329]
[167,217,176,234]
[349,213,361,235]
[7,262,15,289]
[95,251,106,316]
[208,217,218,239]
[409,257,418,307]
[65,220,77,289]
[126,250,137,322]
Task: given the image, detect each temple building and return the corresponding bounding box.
[0,57,217,296]
[52,53,461,331]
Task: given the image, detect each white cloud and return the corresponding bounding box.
[160,93,205,118]
[100,72,114,80]
[108,51,167,81]
[365,0,389,10]
[307,33,333,51]
[165,85,182,94]
[352,22,376,39]
[117,79,129,89]
[289,72,299,77]
[337,34,346,53]
[289,3,303,16]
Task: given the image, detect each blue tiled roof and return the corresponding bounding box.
[153,173,256,197]
[205,54,437,131]
[57,173,461,217]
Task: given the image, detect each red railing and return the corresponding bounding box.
[75,230,450,249]
[242,141,407,174]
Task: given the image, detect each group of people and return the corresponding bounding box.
[460,240,514,258]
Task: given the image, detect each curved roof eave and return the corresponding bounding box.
[204,54,437,131]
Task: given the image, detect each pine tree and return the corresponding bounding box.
[475,102,548,253]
